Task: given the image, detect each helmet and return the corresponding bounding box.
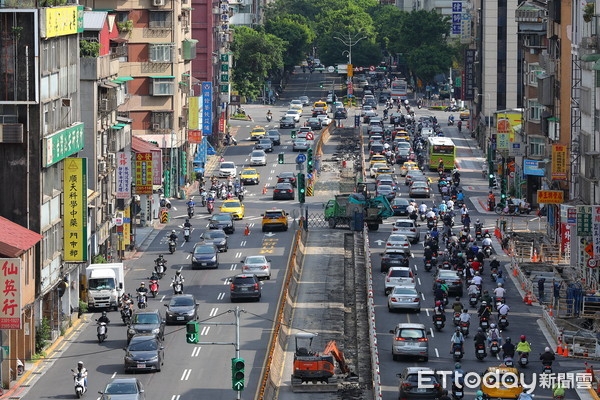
[435,300,442,306]
[442,200,446,204]
[455,362,462,369]
[478,327,483,332]
[545,347,551,352]
[490,323,496,329]
[475,272,480,276]
[410,199,415,203]
[185,218,189,222]
[476,219,480,223]
[456,296,461,301]
[506,337,511,343]
[77,361,84,367]
[497,283,503,287]
[176,271,181,276]
[481,301,487,306]
[102,311,107,317]
[477,390,484,397]
[520,335,526,341]
[140,282,145,286]
[172,230,176,234]
[498,271,503,277]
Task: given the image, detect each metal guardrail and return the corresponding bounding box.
[363,226,383,399]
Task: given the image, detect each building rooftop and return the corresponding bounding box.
[0,217,43,258]
[83,11,107,31]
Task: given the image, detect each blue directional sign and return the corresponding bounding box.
[296,153,306,164]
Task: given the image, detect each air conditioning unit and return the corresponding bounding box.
[99,99,109,112]
[152,123,160,131]
[153,0,165,6]
[582,36,598,49]
[107,153,116,169]
[98,161,107,174]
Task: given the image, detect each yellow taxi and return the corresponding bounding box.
[370,162,388,178]
[480,366,523,399]
[261,209,289,232]
[370,154,388,166]
[375,166,393,178]
[400,161,419,176]
[459,110,470,121]
[240,168,260,185]
[251,126,266,140]
[290,104,303,113]
[394,130,410,141]
[313,101,328,111]
[220,200,245,220]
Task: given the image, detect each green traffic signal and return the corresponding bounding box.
[307,149,313,174]
[232,357,245,391]
[186,321,199,344]
[278,153,284,164]
[298,173,306,203]
[291,130,297,139]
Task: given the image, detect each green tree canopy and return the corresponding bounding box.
[231,26,285,99]
[265,16,315,70]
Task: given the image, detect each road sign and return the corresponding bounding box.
[577,205,593,236]
[306,132,314,141]
[296,153,306,164]
[568,207,577,224]
[369,65,375,71]
[327,66,335,73]
[588,259,597,269]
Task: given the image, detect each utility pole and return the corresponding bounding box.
[332,31,366,66]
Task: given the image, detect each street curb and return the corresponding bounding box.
[1,314,90,399]
[478,197,490,211]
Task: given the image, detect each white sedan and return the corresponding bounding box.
[285,109,302,122]
[219,161,237,178]
[317,114,332,126]
[385,234,411,251]
[242,255,271,280]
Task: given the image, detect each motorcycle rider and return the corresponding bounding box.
[471,272,483,287]
[459,308,471,325]
[498,301,510,318]
[424,246,434,262]
[473,327,487,351]
[474,219,483,234]
[97,311,110,325]
[474,390,487,400]
[184,218,192,229]
[452,296,464,314]
[266,109,272,120]
[480,290,493,306]
[136,282,148,296]
[169,230,178,242]
[502,337,516,359]
[552,381,566,399]
[456,189,464,203]
[172,271,185,292]
[457,120,462,132]
[450,326,465,354]
[516,335,532,357]
[478,301,492,320]
[494,283,506,299]
[75,361,88,389]
[468,281,480,297]
[186,199,195,214]
[419,202,428,215]
[487,323,502,346]
[155,254,166,267]
[540,346,556,367]
[482,234,492,248]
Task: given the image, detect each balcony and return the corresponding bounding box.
[515,2,547,23]
[81,55,120,81]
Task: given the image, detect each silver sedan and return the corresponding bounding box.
[387,285,421,312]
[241,255,271,280]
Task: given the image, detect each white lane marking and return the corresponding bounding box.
[240,241,246,246]
[191,228,195,233]
[201,326,210,335]
[235,252,242,258]
[282,146,288,150]
[111,371,117,378]
[209,307,218,317]
[268,176,273,181]
[181,369,192,381]
[414,264,418,272]
[179,265,183,272]
[420,292,425,301]
[411,253,414,258]
[270,169,275,174]
[160,295,166,302]
[425,308,430,317]
[180,241,185,248]
[217,292,225,300]
[223,278,231,285]
[430,328,435,338]
[171,395,181,400]
[230,264,237,270]
[186,254,191,260]
[191,347,201,357]
[249,223,255,227]
[417,277,422,286]
[435,348,440,358]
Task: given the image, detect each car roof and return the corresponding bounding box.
[404,366,435,374]
[395,323,426,330]
[106,377,141,385]
[388,266,410,271]
[133,309,160,315]
[275,182,293,187]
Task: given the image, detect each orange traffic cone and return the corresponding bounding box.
[549,305,553,317]
[556,337,563,355]
[523,292,529,304]
[244,224,250,236]
[532,248,539,262]
[262,185,268,195]
[513,267,518,277]
[527,292,533,305]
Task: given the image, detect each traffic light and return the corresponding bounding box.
[488,160,494,188]
[488,173,495,188]
[186,321,199,344]
[298,173,306,204]
[320,82,324,89]
[231,357,245,391]
[307,148,313,174]
[291,130,297,139]
[278,152,284,164]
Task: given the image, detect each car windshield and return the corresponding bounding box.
[242,169,257,175]
[105,382,138,395]
[246,256,266,264]
[88,278,115,291]
[234,277,256,285]
[195,245,215,254]
[389,269,411,277]
[223,201,241,208]
[251,151,265,157]
[170,297,194,307]
[295,139,307,144]
[221,162,235,169]
[378,185,392,191]
[394,221,414,228]
[392,287,417,295]
[388,235,407,242]
[265,211,284,219]
[212,214,231,222]
[397,143,411,148]
[276,184,292,189]
[279,173,293,178]
[259,140,271,145]
[412,182,428,188]
[203,231,225,239]
[133,314,160,324]
[407,374,436,384]
[393,199,409,205]
[129,339,158,351]
[287,110,299,115]
[398,328,426,339]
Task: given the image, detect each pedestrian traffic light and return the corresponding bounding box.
[291,130,297,139]
[186,321,199,344]
[307,148,313,174]
[298,173,306,204]
[231,357,245,391]
[278,152,284,164]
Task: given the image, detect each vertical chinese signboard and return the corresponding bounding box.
[201,82,213,135]
[64,157,88,262]
[577,205,593,236]
[152,151,162,185]
[463,50,475,100]
[551,143,567,180]
[0,259,21,329]
[116,152,131,199]
[135,153,153,195]
[593,206,600,258]
[188,96,202,144]
[451,1,462,35]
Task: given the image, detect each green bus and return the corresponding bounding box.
[427,137,456,171]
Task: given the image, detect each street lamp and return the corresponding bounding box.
[332,31,366,66]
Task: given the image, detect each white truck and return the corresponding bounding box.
[85,263,124,310]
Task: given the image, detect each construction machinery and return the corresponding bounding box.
[291,333,351,392]
[324,192,393,230]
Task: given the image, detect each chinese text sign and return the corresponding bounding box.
[63,158,88,262]
[0,259,21,329]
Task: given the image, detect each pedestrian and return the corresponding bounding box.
[553,280,562,308]
[538,278,546,304]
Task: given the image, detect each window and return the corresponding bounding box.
[149,43,174,63]
[115,11,129,24]
[527,63,544,86]
[41,222,61,264]
[528,99,543,121]
[149,11,172,28]
[529,136,546,157]
[151,112,173,130]
[151,77,174,96]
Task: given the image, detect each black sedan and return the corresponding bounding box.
[391,198,410,216]
[277,172,296,187]
[306,118,322,130]
[124,334,164,373]
[127,310,165,342]
[255,139,273,153]
[380,249,410,272]
[208,213,234,234]
[266,130,281,145]
[273,182,295,200]
[199,229,228,252]
[280,116,295,129]
[164,294,199,324]
[191,243,219,269]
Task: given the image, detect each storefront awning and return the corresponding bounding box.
[116,77,133,82]
[150,75,175,79]
[110,37,128,43]
[99,81,119,89]
[136,134,177,148]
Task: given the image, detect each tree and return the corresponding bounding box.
[231,26,285,99]
[265,16,315,70]
[406,44,454,83]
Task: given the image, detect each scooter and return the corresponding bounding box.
[460,321,469,336]
[491,269,498,282]
[207,201,215,214]
[480,317,489,330]
[518,351,529,367]
[187,206,194,218]
[121,306,132,325]
[452,383,464,400]
[542,361,553,374]
[452,343,464,361]
[424,258,435,272]
[155,261,166,279]
[149,279,159,298]
[137,293,147,309]
[266,113,272,122]
[71,369,87,398]
[96,321,107,343]
[475,343,487,360]
[498,315,509,330]
[495,297,504,311]
[433,314,445,331]
[490,340,500,356]
[453,312,461,326]
[483,245,492,258]
[469,295,478,308]
[503,356,514,367]
[173,280,184,295]
[184,227,190,242]
[168,239,176,254]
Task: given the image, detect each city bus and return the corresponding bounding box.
[427,137,456,171]
[390,79,408,101]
